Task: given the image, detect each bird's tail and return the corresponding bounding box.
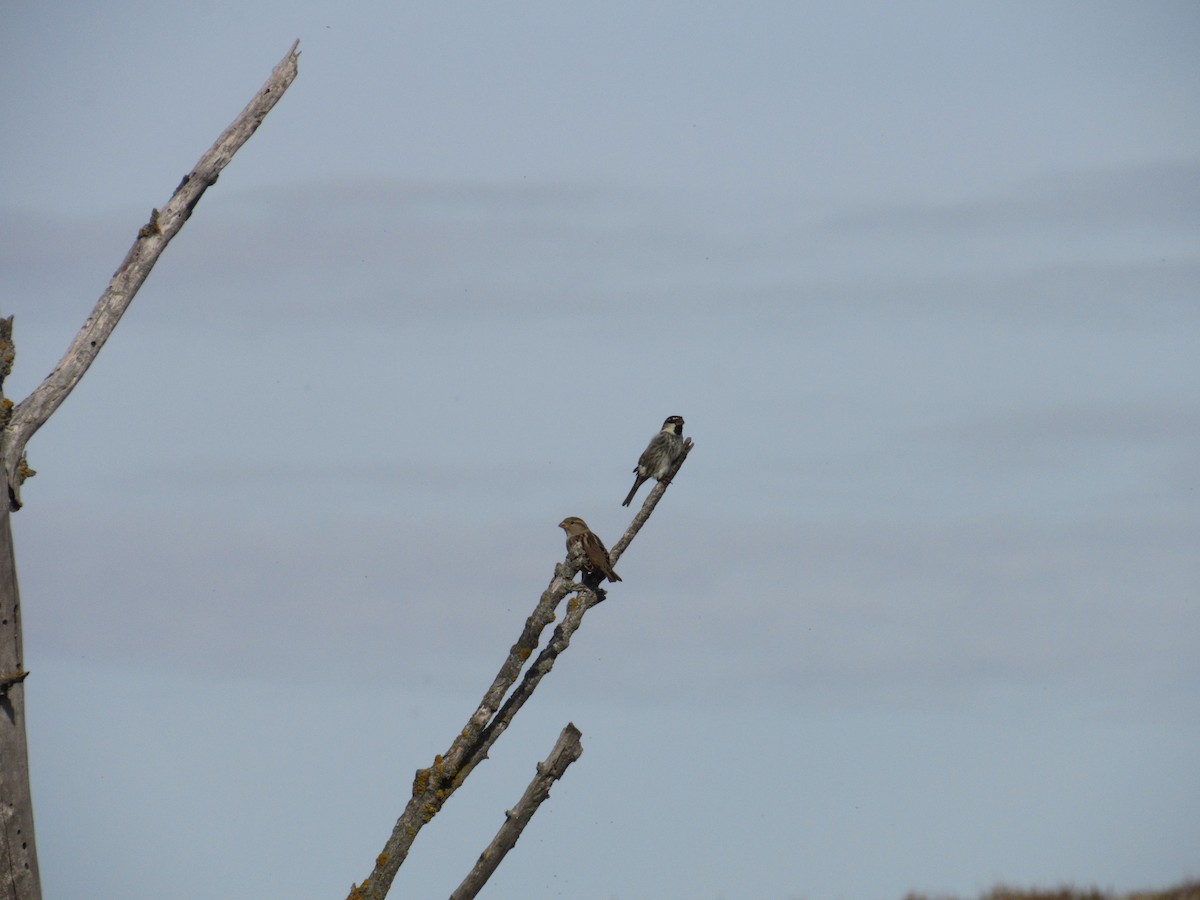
[622,476,645,507]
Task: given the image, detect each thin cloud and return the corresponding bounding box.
[822,158,1200,236]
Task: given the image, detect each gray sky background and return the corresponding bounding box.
[2,3,1198,899]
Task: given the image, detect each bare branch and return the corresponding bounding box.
[0,40,301,509]
[349,443,692,899]
[448,723,584,900]
[456,579,600,786]
[349,562,580,900]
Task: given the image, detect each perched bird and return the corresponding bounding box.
[558,516,622,583]
[622,415,686,507]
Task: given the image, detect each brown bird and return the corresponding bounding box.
[558,516,622,583]
[622,415,686,507]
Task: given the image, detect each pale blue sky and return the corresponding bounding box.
[2,3,1198,899]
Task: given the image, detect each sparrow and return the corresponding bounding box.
[558,516,622,583]
[622,415,686,507]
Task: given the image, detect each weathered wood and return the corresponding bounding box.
[0,509,38,900]
[0,42,301,900]
[0,40,301,510]
[449,723,583,900]
[349,441,693,900]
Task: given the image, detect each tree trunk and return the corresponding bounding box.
[0,507,40,900]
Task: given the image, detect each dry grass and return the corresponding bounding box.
[903,880,1200,900]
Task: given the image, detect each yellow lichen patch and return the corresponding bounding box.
[137,208,162,238]
[375,851,388,868]
[412,767,430,796]
[0,322,15,379]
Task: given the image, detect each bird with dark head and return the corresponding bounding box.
[558,516,622,583]
[622,415,686,507]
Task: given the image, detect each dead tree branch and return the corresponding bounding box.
[448,723,584,900]
[349,441,694,900]
[348,562,582,900]
[0,42,300,900]
[0,40,301,510]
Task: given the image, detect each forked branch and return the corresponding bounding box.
[0,41,301,900]
[348,442,694,900]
